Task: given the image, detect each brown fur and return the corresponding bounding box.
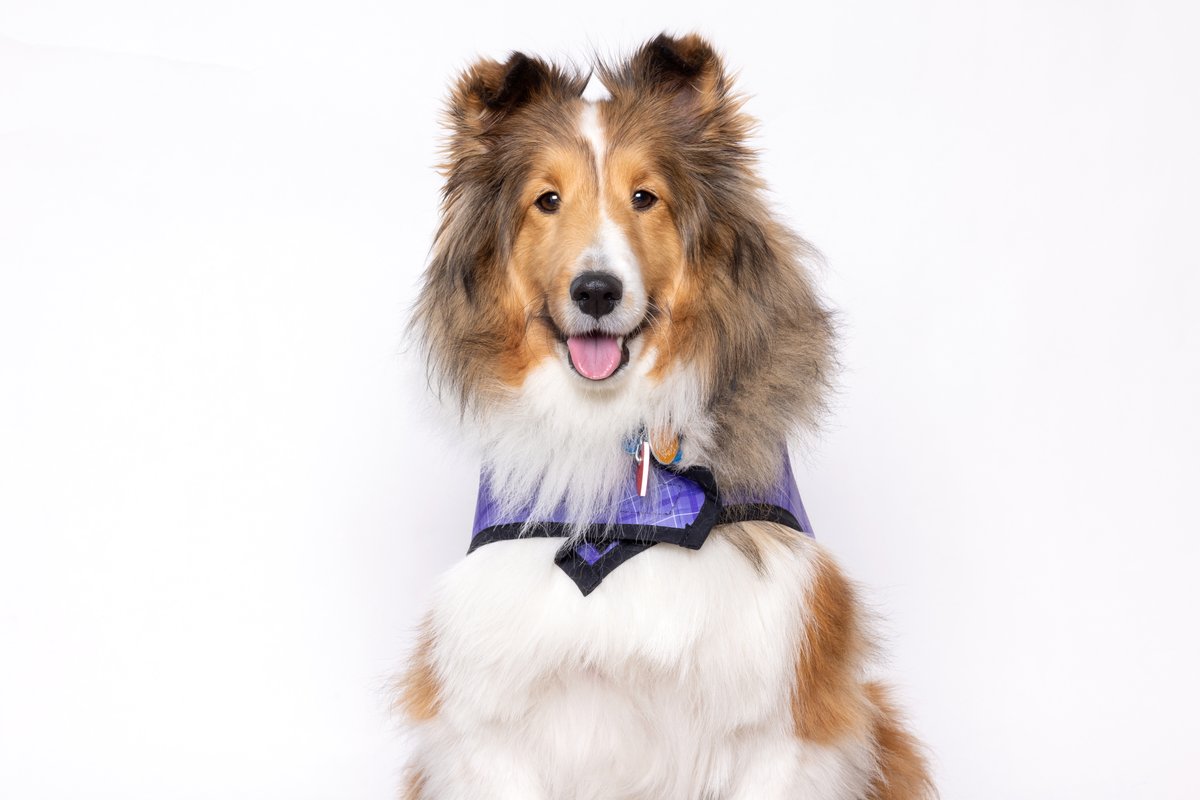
[864,682,936,799]
[411,34,835,498]
[394,621,440,722]
[716,522,769,574]
[791,552,934,796]
[714,523,933,795]
[597,35,835,494]
[412,53,590,406]
[400,769,426,800]
[714,518,803,574]
[408,32,931,797]
[792,552,874,743]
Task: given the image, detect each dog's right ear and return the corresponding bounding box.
[443,53,584,164]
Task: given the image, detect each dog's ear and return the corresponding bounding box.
[602,33,731,115]
[451,52,553,122]
[443,52,585,163]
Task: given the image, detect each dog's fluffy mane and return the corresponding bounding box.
[398,36,935,799]
[411,34,835,524]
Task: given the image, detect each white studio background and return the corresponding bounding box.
[1,2,1197,798]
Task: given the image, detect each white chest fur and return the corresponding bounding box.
[408,529,873,800]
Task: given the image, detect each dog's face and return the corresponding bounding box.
[415,34,833,502]
[416,37,743,401]
[509,101,682,385]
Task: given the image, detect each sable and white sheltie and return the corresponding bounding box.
[398,33,934,800]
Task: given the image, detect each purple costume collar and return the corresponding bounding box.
[469,452,814,595]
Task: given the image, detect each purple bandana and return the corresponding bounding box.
[468,452,814,595]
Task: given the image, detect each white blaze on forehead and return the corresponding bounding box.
[568,101,647,336]
[579,101,607,173]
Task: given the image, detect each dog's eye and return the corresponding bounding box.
[535,191,561,213]
[631,190,658,211]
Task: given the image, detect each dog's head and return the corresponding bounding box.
[414,34,833,513]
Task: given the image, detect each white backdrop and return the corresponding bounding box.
[2,2,1198,798]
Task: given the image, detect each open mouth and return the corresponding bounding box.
[537,305,653,382]
[539,317,647,382]
[565,333,632,381]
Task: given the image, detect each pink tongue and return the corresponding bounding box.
[567,335,622,380]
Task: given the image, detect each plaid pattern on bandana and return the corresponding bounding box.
[472,461,712,534]
[468,451,813,595]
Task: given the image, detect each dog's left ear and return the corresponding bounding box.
[602,33,733,116]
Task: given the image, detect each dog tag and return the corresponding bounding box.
[649,430,681,465]
[635,440,651,497]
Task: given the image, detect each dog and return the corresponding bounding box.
[397,32,934,800]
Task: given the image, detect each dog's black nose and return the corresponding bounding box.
[570,271,623,319]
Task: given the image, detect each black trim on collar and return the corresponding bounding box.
[467,466,806,595]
